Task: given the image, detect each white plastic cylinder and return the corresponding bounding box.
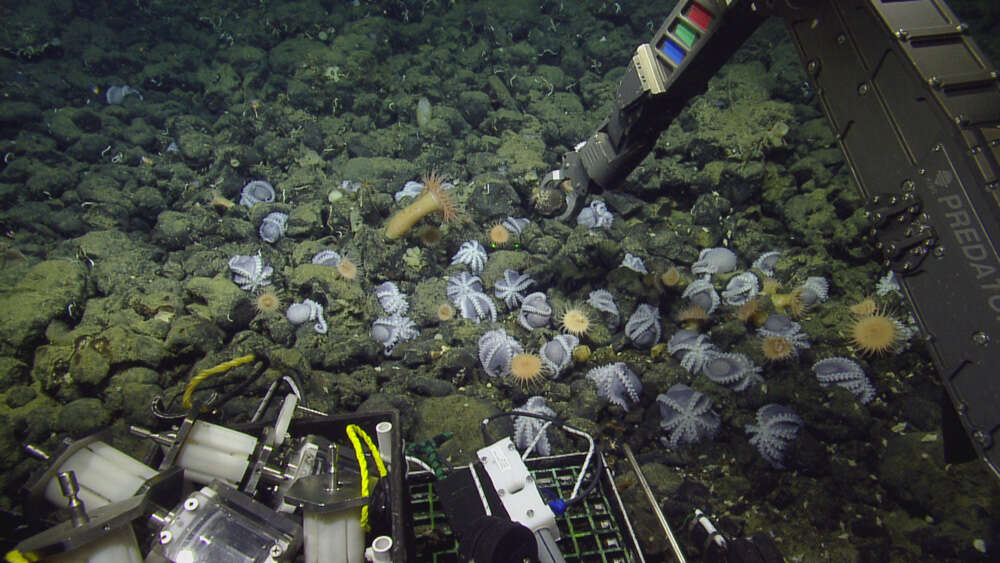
[273,393,298,447]
[49,524,142,562]
[375,421,393,469]
[173,420,257,486]
[367,536,393,563]
[303,507,363,563]
[44,441,157,509]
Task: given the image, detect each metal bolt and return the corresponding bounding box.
[933,246,946,257]
[857,83,869,95]
[160,531,172,545]
[270,544,284,558]
[972,331,990,346]
[973,430,988,445]
[895,28,908,40]
[836,33,846,45]
[184,498,199,511]
[807,60,818,74]
[928,76,941,88]
[902,179,915,192]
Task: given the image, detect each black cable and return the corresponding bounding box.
[210,353,271,412]
[161,353,272,413]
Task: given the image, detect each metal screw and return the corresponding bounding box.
[836,33,846,45]
[184,498,199,511]
[160,531,172,544]
[933,246,946,257]
[526,509,535,518]
[972,331,990,346]
[857,83,869,95]
[807,60,818,74]
[270,544,284,558]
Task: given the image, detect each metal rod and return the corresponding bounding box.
[621,443,686,563]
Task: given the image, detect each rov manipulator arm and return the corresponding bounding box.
[539,0,1000,479]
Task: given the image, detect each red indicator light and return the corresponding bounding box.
[687,2,712,31]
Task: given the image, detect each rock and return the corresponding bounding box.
[165,315,225,355]
[54,398,110,435]
[0,261,87,356]
[5,385,36,408]
[406,375,455,397]
[413,395,500,465]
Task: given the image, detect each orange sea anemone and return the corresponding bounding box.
[761,336,796,362]
[735,297,766,326]
[208,190,236,211]
[772,289,806,318]
[337,256,360,280]
[509,353,551,388]
[558,305,592,337]
[677,306,710,331]
[436,302,456,322]
[760,277,782,295]
[661,266,684,288]
[849,297,878,317]
[385,171,460,239]
[849,311,903,355]
[417,224,443,247]
[254,289,282,315]
[487,223,512,248]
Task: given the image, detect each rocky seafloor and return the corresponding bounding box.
[0,0,998,561]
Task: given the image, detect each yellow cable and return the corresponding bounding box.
[182,353,256,409]
[5,550,39,563]
[346,424,388,531]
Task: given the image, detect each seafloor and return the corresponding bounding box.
[0,0,997,561]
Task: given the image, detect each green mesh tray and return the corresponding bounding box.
[407,451,643,563]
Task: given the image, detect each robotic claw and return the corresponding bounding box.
[537,0,1000,480]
